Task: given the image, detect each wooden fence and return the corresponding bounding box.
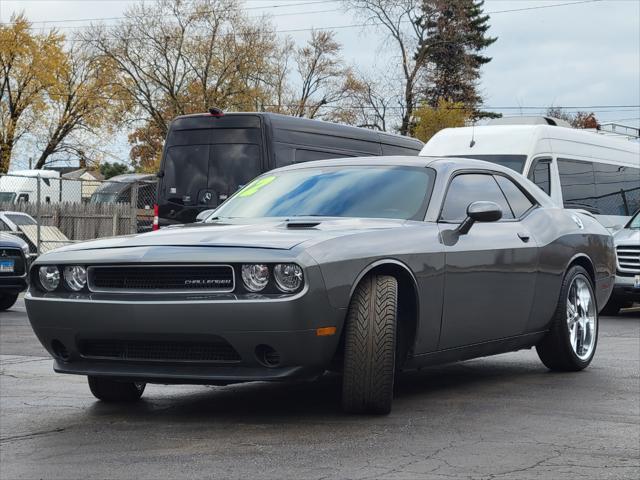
[0,202,154,242]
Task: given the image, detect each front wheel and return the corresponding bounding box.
[536,266,598,371]
[0,293,19,311]
[342,274,398,414]
[88,376,146,402]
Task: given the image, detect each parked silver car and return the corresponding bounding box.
[25,157,615,414]
[603,210,640,314]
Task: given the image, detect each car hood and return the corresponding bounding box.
[613,227,640,246]
[50,217,410,253]
[0,232,28,249]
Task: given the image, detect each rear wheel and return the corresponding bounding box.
[342,274,397,414]
[536,266,598,371]
[88,376,146,402]
[0,293,18,311]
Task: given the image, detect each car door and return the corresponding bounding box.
[437,172,539,349]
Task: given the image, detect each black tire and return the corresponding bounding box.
[88,376,146,402]
[342,274,398,414]
[0,293,19,311]
[536,266,598,371]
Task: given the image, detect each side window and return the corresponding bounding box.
[440,174,514,222]
[0,220,9,231]
[557,158,596,211]
[593,163,640,216]
[17,193,29,203]
[494,175,536,218]
[528,158,551,195]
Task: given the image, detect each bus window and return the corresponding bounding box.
[528,158,551,195]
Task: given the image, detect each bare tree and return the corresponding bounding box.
[83,0,281,170]
[32,46,121,169]
[344,0,430,135]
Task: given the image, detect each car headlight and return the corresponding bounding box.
[63,266,87,291]
[38,266,60,292]
[274,264,303,293]
[241,264,270,292]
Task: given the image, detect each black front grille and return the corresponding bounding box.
[0,248,25,277]
[79,339,241,363]
[89,265,234,292]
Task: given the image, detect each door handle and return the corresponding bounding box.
[517,232,530,243]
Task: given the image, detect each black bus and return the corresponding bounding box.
[155,112,423,227]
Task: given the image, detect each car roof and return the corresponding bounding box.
[270,155,514,173]
[171,112,423,148]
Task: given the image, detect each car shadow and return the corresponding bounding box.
[84,356,548,422]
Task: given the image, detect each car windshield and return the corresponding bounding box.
[209,166,435,221]
[4,214,36,226]
[628,212,640,229]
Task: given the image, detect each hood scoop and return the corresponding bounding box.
[285,220,321,229]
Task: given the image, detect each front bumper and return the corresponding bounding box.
[25,274,346,384]
[0,276,28,294]
[611,272,640,303]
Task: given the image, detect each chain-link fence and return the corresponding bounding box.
[0,173,157,256]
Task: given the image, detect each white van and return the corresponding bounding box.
[0,170,82,204]
[420,118,640,228]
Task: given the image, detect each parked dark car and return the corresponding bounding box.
[25,157,614,414]
[602,209,640,314]
[155,112,424,227]
[0,233,30,311]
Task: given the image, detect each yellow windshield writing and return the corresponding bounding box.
[238,175,276,197]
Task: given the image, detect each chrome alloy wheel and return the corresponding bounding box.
[566,276,597,360]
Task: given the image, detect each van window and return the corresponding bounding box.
[17,193,29,203]
[162,131,262,207]
[164,144,209,205]
[528,158,551,195]
[494,175,535,217]
[557,159,597,211]
[381,144,421,156]
[440,174,514,222]
[294,149,352,163]
[446,154,527,173]
[558,158,640,215]
[0,192,16,203]
[593,163,640,216]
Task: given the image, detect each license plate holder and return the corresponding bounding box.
[0,260,15,273]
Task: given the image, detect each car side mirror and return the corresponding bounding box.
[457,201,503,235]
[195,209,215,222]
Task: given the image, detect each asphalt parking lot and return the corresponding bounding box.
[1,298,638,480]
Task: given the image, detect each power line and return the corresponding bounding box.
[0,0,339,26]
[1,0,602,33]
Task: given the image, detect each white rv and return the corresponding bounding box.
[0,170,82,204]
[420,117,640,228]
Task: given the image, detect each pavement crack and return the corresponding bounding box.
[0,427,66,444]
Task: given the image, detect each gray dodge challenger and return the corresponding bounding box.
[25,157,615,414]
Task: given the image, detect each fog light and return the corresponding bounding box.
[38,266,60,292]
[241,264,269,292]
[274,264,303,292]
[63,266,87,291]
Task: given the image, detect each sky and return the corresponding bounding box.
[1,0,639,166]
